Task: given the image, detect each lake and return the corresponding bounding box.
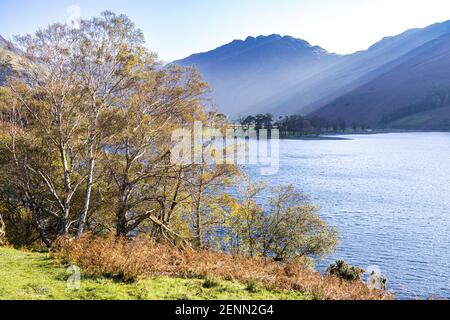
[244,132,450,299]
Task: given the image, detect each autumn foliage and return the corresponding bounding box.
[52,234,393,300]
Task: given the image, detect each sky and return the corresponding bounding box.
[1,0,450,61]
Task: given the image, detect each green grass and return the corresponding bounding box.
[0,247,308,300]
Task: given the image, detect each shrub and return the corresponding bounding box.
[202,277,220,289]
[51,235,393,300]
[221,185,339,262]
[245,280,259,293]
[327,260,365,282]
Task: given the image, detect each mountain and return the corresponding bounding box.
[174,20,450,129]
[0,35,19,53]
[174,35,341,116]
[0,35,8,48]
[0,35,21,85]
[314,33,450,130]
[0,49,13,85]
[270,20,450,116]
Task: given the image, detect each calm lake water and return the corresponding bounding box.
[245,132,450,299]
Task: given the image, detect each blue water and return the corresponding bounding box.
[244,132,450,299]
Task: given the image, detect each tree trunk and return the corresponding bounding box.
[77,128,96,238]
[60,211,71,236]
[0,213,6,246]
[31,210,52,248]
[193,205,202,248]
[116,200,128,238]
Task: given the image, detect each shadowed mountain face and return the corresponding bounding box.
[0,35,18,53]
[314,34,450,130]
[273,20,450,116]
[0,35,22,85]
[174,20,450,129]
[0,35,8,48]
[0,49,12,85]
[174,35,341,116]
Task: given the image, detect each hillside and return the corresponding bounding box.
[174,20,450,129]
[0,247,308,300]
[0,35,21,85]
[174,34,341,116]
[0,35,8,48]
[314,34,450,130]
[271,20,450,116]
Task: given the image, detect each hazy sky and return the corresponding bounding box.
[1,0,450,61]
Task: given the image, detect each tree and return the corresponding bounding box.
[276,115,305,136]
[219,183,339,262]
[331,120,339,132]
[102,64,211,238]
[218,181,266,256]
[0,212,5,245]
[262,185,339,261]
[240,115,256,128]
[2,41,88,239]
[310,116,325,135]
[253,114,273,131]
[72,12,150,237]
[0,12,164,242]
[338,119,347,133]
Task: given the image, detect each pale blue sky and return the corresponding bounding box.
[1,0,450,61]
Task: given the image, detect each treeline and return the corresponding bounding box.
[0,12,337,264]
[239,114,372,136]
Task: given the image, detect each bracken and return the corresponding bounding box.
[51,234,393,300]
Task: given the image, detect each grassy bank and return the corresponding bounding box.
[0,247,308,300]
[50,236,390,300]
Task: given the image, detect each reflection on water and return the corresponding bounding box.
[245,133,450,299]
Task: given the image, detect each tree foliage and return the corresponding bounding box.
[215,182,339,262]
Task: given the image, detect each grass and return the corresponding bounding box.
[0,247,308,300]
[50,235,391,300]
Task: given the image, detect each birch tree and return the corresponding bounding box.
[0,12,156,241]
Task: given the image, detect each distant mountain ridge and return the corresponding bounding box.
[0,35,22,85]
[0,35,8,48]
[314,33,450,130]
[277,20,450,115]
[174,34,341,116]
[174,20,450,130]
[4,19,450,130]
[0,35,19,53]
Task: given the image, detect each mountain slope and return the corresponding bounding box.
[266,20,450,116]
[174,35,341,116]
[314,34,450,130]
[174,20,450,123]
[0,35,22,85]
[0,48,14,85]
[0,35,8,48]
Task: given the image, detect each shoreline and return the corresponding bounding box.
[280,136,351,141]
[279,130,450,141]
